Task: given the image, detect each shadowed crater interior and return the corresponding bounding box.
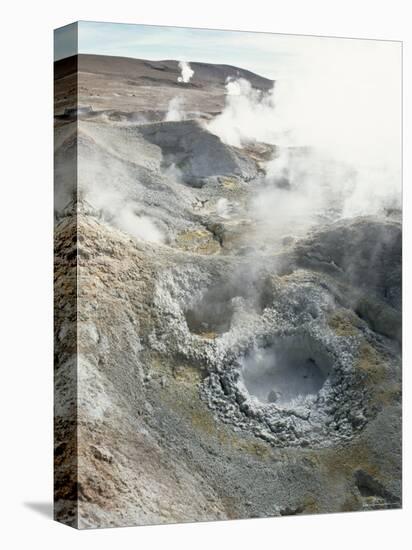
[240,336,332,405]
[185,275,271,338]
[185,288,234,337]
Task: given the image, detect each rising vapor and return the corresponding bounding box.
[177,61,194,83]
[207,39,401,228]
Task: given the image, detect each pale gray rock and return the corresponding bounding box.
[54,55,402,529]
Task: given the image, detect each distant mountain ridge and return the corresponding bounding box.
[54,54,274,91]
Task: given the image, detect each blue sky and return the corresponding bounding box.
[54,21,401,82]
[54,21,305,79]
[53,21,401,206]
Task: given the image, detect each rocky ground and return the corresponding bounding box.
[54,54,402,528]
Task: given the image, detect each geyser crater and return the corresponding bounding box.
[184,276,270,338]
[185,292,234,337]
[240,336,331,406]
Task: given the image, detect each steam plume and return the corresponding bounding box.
[76,126,166,244]
[208,39,401,226]
[165,96,186,121]
[177,61,194,83]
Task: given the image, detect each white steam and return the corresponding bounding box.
[208,39,401,224]
[216,198,231,218]
[114,207,164,243]
[76,125,166,244]
[165,96,186,121]
[208,78,278,147]
[83,184,165,244]
[177,61,194,83]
